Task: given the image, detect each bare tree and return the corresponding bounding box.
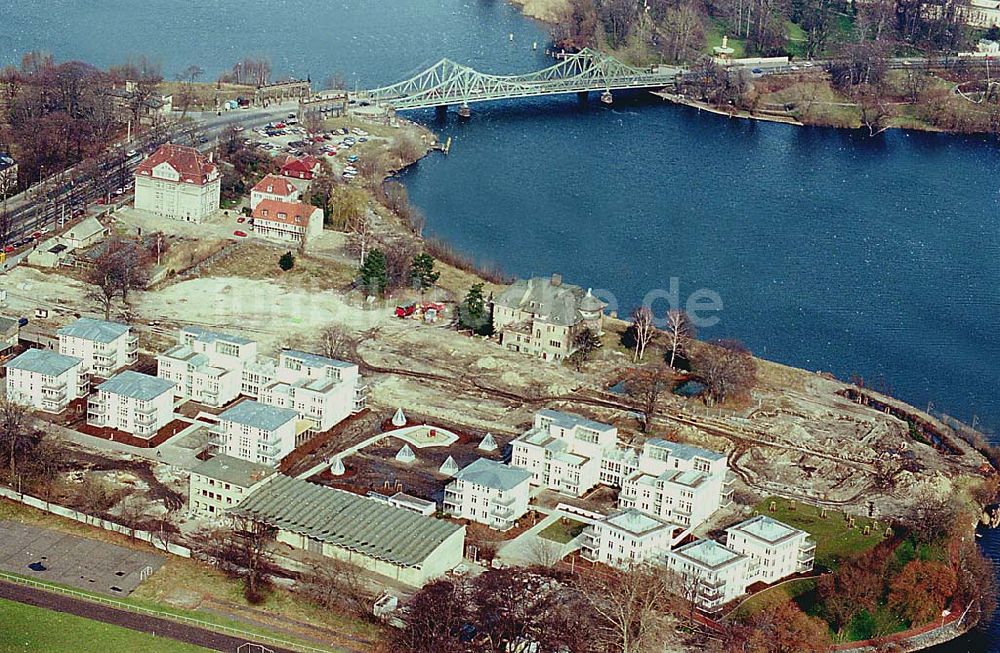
[0,399,41,481]
[317,323,356,360]
[690,339,757,406]
[578,564,685,653]
[298,559,374,619]
[629,306,656,363]
[526,536,563,567]
[623,365,673,432]
[664,309,695,368]
[191,515,278,603]
[116,493,151,540]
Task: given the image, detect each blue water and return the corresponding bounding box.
[5,1,1000,648]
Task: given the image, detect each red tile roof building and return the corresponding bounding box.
[133,144,220,223]
[279,156,321,180]
[251,199,324,245]
[250,174,301,210]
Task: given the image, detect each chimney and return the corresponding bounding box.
[208,151,214,163]
[551,273,562,287]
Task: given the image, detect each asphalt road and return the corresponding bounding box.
[0,579,302,653]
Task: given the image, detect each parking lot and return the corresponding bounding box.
[0,521,164,596]
[247,116,383,181]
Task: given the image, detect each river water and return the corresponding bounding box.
[5,1,1000,649]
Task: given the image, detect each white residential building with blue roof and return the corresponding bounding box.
[257,350,367,432]
[4,348,87,413]
[157,327,259,407]
[667,538,752,612]
[582,507,679,568]
[618,438,734,530]
[444,458,532,531]
[217,399,302,466]
[725,515,815,583]
[58,317,137,377]
[510,409,619,497]
[87,370,175,437]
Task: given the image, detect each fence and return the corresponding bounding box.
[0,570,333,653]
[0,486,190,557]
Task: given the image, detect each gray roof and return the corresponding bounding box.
[65,217,106,241]
[603,508,673,535]
[494,276,595,326]
[4,348,80,376]
[455,458,532,491]
[219,400,298,431]
[58,317,129,344]
[0,154,14,171]
[231,475,463,568]
[182,326,253,346]
[538,409,613,433]
[282,349,354,369]
[97,371,174,401]
[672,538,744,569]
[191,454,276,488]
[0,316,18,333]
[647,439,726,462]
[727,515,803,544]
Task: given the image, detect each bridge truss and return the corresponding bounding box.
[355,49,680,110]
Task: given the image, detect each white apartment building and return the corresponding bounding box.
[667,538,752,613]
[256,350,367,433]
[58,318,137,377]
[87,371,175,438]
[134,143,220,223]
[157,327,257,407]
[4,348,87,413]
[581,508,679,568]
[443,458,532,531]
[618,439,733,529]
[510,409,618,497]
[249,174,301,210]
[725,515,815,583]
[188,454,276,517]
[251,199,324,245]
[217,400,303,466]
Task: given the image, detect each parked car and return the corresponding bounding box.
[233,230,248,237]
[3,245,14,253]
[126,149,138,157]
[237,217,246,223]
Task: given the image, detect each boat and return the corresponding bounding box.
[600,90,613,104]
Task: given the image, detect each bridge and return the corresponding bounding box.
[353,48,682,111]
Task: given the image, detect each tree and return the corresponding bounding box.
[116,493,151,541]
[899,487,962,545]
[298,559,373,619]
[458,283,491,335]
[664,309,695,369]
[193,516,278,604]
[392,579,469,653]
[409,253,439,291]
[328,184,368,230]
[732,597,831,652]
[628,306,656,363]
[0,399,41,481]
[357,249,388,296]
[690,339,757,406]
[889,560,957,625]
[623,365,672,432]
[569,327,601,371]
[656,3,706,64]
[317,324,355,360]
[278,251,295,271]
[578,564,684,653]
[817,548,889,633]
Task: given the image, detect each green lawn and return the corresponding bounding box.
[538,518,587,544]
[754,498,885,569]
[0,598,211,653]
[785,21,809,59]
[705,20,747,59]
[731,577,817,621]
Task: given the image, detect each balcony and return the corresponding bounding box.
[134,412,157,426]
[444,488,462,502]
[490,504,513,518]
[801,537,816,553]
[88,400,107,416]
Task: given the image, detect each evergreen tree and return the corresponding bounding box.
[278,251,295,271]
[409,253,440,290]
[459,283,491,335]
[358,249,388,296]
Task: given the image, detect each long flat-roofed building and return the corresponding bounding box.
[666,538,752,612]
[725,515,815,583]
[188,454,276,517]
[231,475,465,587]
[87,370,175,437]
[4,348,87,413]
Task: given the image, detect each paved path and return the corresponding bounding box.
[0,579,302,653]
